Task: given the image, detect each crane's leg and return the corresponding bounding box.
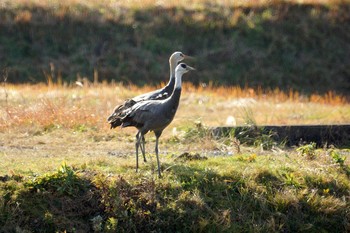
[135,131,142,173]
[140,135,147,162]
[155,135,162,178]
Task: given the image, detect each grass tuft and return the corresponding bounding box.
[297,142,318,159]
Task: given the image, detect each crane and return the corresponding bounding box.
[107,51,191,164]
[119,63,195,177]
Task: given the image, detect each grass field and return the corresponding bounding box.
[1,0,350,232]
[0,83,349,232]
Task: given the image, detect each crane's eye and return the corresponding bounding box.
[180,53,184,57]
[181,63,186,68]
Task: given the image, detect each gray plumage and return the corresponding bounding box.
[107,52,190,129]
[120,63,195,177]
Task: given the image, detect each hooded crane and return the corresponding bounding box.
[107,51,191,129]
[119,63,195,177]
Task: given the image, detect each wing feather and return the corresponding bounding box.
[121,100,163,128]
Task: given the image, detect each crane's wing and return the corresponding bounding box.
[107,87,169,128]
[107,98,137,129]
[107,99,136,121]
[132,88,170,102]
[121,100,162,128]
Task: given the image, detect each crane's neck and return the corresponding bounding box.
[173,72,183,91]
[165,70,183,105]
[166,58,177,88]
[165,77,182,115]
[161,70,183,121]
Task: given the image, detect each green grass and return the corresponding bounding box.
[0,152,349,232]
[1,0,350,96]
[0,126,349,232]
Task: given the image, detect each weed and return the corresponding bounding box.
[282,172,301,188]
[330,149,346,166]
[237,153,257,162]
[105,217,118,232]
[296,142,317,160]
[74,124,89,133]
[329,149,350,176]
[232,137,241,154]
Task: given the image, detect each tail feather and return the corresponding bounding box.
[107,111,124,129]
[109,118,122,129]
[107,99,137,129]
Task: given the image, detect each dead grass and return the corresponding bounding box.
[1,83,349,132]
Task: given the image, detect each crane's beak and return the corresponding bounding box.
[183,54,195,60]
[187,65,196,71]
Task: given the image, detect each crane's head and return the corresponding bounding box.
[169,51,193,66]
[175,63,196,76]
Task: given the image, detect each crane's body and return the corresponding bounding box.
[119,63,195,177]
[107,52,189,129]
[121,86,181,132]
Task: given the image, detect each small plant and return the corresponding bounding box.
[330,150,346,166]
[329,149,350,176]
[282,172,301,188]
[74,124,88,133]
[297,142,317,160]
[105,217,118,232]
[232,137,241,154]
[237,153,257,162]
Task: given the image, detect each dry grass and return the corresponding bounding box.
[1,83,348,131]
